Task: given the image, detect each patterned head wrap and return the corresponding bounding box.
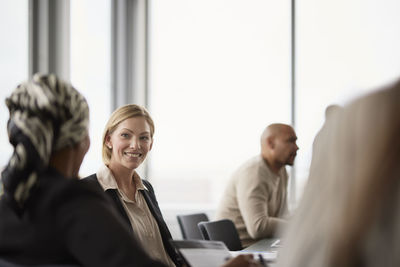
[1,73,89,213]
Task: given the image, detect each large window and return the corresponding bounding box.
[70,0,111,176]
[149,0,400,210]
[295,0,400,198]
[149,0,292,208]
[2,0,400,213]
[0,0,28,168]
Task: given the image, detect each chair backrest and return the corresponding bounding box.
[197,219,243,251]
[177,213,209,240]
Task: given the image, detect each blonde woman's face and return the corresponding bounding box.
[106,117,153,171]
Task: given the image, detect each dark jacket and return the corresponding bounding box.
[83,174,182,267]
[0,168,165,267]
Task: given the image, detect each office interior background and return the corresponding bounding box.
[1,0,400,237]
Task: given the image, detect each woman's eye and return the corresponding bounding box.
[140,136,150,141]
[121,133,129,138]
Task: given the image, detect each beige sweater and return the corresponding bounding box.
[215,155,288,247]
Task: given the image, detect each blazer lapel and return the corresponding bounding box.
[105,189,133,234]
[140,190,166,230]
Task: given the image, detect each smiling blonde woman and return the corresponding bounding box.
[84,104,182,267]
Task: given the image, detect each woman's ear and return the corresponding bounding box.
[105,135,112,149]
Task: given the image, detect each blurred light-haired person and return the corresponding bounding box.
[277,79,400,267]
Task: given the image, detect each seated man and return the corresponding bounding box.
[216,123,298,247]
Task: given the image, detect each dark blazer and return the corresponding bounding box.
[84,174,183,267]
[0,168,165,267]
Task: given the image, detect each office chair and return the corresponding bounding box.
[177,213,209,240]
[198,219,243,251]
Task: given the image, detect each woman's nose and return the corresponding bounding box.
[130,138,140,149]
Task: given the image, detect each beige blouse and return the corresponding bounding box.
[96,165,175,267]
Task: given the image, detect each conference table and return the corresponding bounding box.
[240,238,281,266]
[242,238,280,253]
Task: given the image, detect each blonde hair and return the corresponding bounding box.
[101,104,154,165]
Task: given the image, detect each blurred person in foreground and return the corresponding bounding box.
[216,123,299,247]
[307,104,343,187]
[312,104,343,153]
[0,74,260,267]
[277,79,400,267]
